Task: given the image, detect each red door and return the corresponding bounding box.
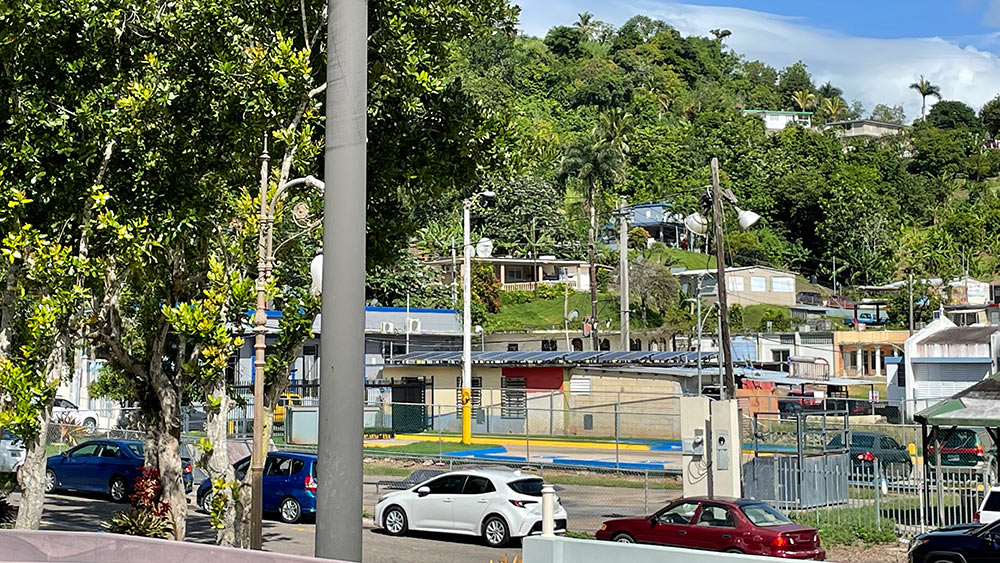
[685,502,739,551]
[641,501,702,546]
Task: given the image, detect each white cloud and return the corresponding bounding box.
[517,1,1000,122]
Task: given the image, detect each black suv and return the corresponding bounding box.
[909,520,1000,563]
[827,431,913,478]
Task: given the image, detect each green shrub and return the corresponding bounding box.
[596,269,610,292]
[534,283,566,300]
[503,290,534,304]
[790,509,897,547]
[100,509,173,538]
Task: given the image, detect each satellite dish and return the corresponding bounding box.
[566,310,579,321]
[475,237,493,258]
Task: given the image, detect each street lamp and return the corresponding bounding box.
[683,158,758,400]
[462,190,494,445]
[686,291,717,396]
[251,138,326,550]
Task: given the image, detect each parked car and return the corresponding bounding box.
[197,451,317,523]
[273,393,303,425]
[374,469,567,548]
[796,292,823,306]
[45,439,193,501]
[844,310,886,328]
[778,391,824,418]
[827,295,854,309]
[596,497,825,560]
[926,428,996,478]
[908,519,1000,563]
[976,487,1000,525]
[1,428,25,474]
[52,398,101,433]
[826,432,913,478]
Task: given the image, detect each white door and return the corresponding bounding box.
[409,474,466,531]
[452,476,496,532]
[980,489,1000,524]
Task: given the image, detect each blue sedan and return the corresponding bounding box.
[46,439,193,502]
[197,451,317,523]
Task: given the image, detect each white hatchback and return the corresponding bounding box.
[976,486,1000,524]
[374,469,567,547]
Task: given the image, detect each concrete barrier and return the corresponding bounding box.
[523,536,804,563]
[0,530,338,562]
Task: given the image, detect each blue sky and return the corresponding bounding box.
[514,0,1000,121]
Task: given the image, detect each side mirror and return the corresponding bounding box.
[417,486,430,497]
[61,451,68,458]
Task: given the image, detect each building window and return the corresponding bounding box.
[772,350,790,363]
[501,376,526,419]
[629,338,641,351]
[507,343,519,352]
[455,376,482,417]
[727,277,744,292]
[750,277,766,292]
[541,339,557,351]
[599,339,611,351]
[649,340,659,352]
[509,268,523,281]
[771,277,795,292]
[571,338,583,351]
[779,334,795,345]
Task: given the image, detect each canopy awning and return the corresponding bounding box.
[913,372,1000,427]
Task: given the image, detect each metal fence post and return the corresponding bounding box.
[644,469,649,514]
[525,409,530,464]
[615,400,620,469]
[874,459,881,529]
[549,392,554,436]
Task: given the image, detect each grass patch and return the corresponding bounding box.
[740,305,790,332]
[657,248,716,271]
[365,442,494,455]
[413,431,623,444]
[790,507,897,547]
[545,472,680,490]
[362,464,413,477]
[564,531,595,540]
[489,291,620,331]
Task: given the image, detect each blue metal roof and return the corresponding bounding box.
[389,350,708,367]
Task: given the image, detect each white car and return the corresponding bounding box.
[1,428,25,474]
[52,398,100,433]
[977,486,1000,524]
[374,469,567,547]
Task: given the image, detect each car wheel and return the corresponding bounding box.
[200,491,214,513]
[83,418,97,433]
[109,475,127,502]
[482,516,510,548]
[383,506,408,536]
[724,548,744,554]
[44,469,57,494]
[279,497,302,524]
[612,532,634,543]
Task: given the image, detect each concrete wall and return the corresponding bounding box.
[524,536,782,563]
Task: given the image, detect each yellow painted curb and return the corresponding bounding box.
[392,434,652,451]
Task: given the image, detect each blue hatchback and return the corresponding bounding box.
[46,439,194,502]
[197,451,317,523]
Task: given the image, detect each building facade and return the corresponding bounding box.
[742,109,812,131]
[427,256,591,292]
[677,266,798,308]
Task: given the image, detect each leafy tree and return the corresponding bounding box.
[476,175,576,259]
[869,104,906,124]
[627,255,679,326]
[909,124,976,178]
[628,227,652,249]
[470,260,501,325]
[979,94,1000,138]
[544,26,585,58]
[778,61,814,108]
[574,12,605,41]
[846,99,866,120]
[909,75,941,120]
[884,281,942,329]
[927,100,983,133]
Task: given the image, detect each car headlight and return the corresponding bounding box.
[600,524,607,531]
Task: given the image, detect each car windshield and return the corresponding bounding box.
[1,428,18,441]
[507,478,544,497]
[741,503,793,527]
[128,443,143,457]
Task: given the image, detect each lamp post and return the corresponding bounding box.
[462,191,494,445]
[251,137,325,551]
[683,157,758,400]
[686,291,717,396]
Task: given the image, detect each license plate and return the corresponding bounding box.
[9,451,21,457]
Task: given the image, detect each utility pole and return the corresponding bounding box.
[249,134,270,551]
[909,273,915,333]
[450,237,457,310]
[710,158,736,400]
[696,276,703,395]
[316,0,366,557]
[588,185,599,350]
[618,197,630,350]
[832,256,837,294]
[461,199,473,444]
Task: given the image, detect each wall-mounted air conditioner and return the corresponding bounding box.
[380,322,395,333]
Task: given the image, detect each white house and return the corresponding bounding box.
[897,315,1000,421]
[742,110,812,131]
[427,256,591,292]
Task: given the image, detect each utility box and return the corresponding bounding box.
[680,396,710,497]
[709,399,742,498]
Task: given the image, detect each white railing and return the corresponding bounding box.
[501,279,578,291]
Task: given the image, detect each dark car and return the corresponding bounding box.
[45,439,193,501]
[908,520,1000,563]
[197,451,317,523]
[778,391,824,418]
[796,292,823,306]
[827,432,913,478]
[596,497,825,560]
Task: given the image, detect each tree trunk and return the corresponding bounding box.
[151,363,187,540]
[13,404,51,529]
[587,185,599,351]
[14,332,68,529]
[234,407,273,548]
[204,377,235,546]
[0,263,18,358]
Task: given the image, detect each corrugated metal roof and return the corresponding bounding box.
[920,326,1000,345]
[388,350,716,367]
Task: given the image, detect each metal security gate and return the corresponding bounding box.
[389,377,432,434]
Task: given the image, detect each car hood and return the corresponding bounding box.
[603,515,654,527]
[917,523,982,539]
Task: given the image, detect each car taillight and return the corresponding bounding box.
[772,535,789,548]
[857,452,875,462]
[509,500,537,508]
[184,464,193,475]
[974,511,981,523]
[305,475,318,492]
[976,445,985,455]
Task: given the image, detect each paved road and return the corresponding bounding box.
[18,490,519,562]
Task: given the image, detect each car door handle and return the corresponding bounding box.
[477,499,488,504]
[443,499,453,503]
[721,534,731,539]
[677,530,686,535]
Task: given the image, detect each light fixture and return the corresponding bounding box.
[481,190,496,199]
[684,212,709,236]
[736,208,760,231]
[310,253,323,296]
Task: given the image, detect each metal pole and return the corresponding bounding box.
[250,134,270,551]
[615,393,620,469]
[909,273,915,333]
[405,293,410,354]
[710,158,735,399]
[461,200,472,444]
[451,237,457,310]
[697,278,703,395]
[588,192,599,350]
[316,0,366,556]
[619,197,629,350]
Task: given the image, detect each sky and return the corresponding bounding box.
[514,0,1000,122]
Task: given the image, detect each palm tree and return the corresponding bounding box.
[594,108,634,161]
[574,12,599,41]
[822,96,848,121]
[817,81,842,100]
[909,75,941,120]
[792,90,817,112]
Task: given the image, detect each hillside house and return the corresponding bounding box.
[742,109,812,131]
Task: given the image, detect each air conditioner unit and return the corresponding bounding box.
[407,318,421,334]
[380,322,395,333]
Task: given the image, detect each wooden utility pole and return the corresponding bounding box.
[588,185,599,350]
[710,158,736,400]
[618,197,630,350]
